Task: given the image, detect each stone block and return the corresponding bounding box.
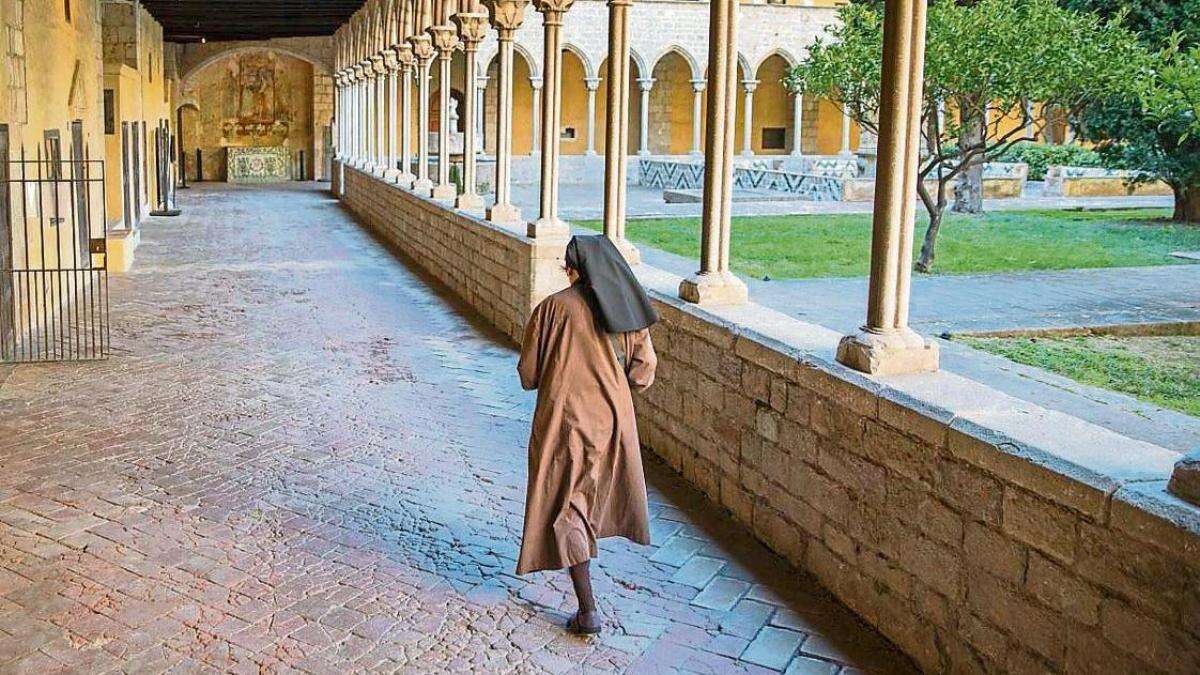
[1168,450,1200,507]
[967,571,1066,665]
[1002,488,1078,565]
[862,420,940,488]
[963,522,1027,585]
[1025,552,1101,626]
[1099,598,1200,673]
[937,459,1004,527]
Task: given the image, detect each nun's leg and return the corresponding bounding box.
[567,561,600,633]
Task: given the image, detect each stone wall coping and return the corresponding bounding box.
[632,263,1198,539]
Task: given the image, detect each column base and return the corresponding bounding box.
[487,203,522,225]
[455,193,486,214]
[371,164,387,177]
[839,150,855,158]
[638,150,651,157]
[432,183,457,202]
[411,178,434,197]
[397,172,416,189]
[384,168,402,183]
[1169,450,1200,506]
[835,327,940,376]
[678,271,748,306]
[611,236,641,265]
[527,216,571,239]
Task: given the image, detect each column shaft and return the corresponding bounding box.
[530,81,542,154]
[530,3,571,237]
[412,40,435,193]
[741,80,757,157]
[456,22,486,212]
[385,66,399,178]
[791,92,803,156]
[690,80,704,156]
[840,108,853,156]
[584,78,599,156]
[487,29,522,224]
[602,0,636,258]
[399,62,416,185]
[637,78,652,156]
[433,47,457,200]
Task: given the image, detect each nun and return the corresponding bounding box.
[516,234,659,635]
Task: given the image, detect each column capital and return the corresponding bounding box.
[529,76,543,91]
[394,43,416,68]
[636,77,655,92]
[690,78,706,92]
[584,77,601,92]
[382,49,400,71]
[476,74,490,90]
[408,34,436,62]
[533,0,574,21]
[454,12,490,46]
[369,54,387,75]
[428,25,461,54]
[742,79,760,93]
[483,0,530,33]
[351,64,366,79]
[607,0,632,6]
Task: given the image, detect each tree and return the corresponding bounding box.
[788,0,1147,271]
[1062,0,1200,223]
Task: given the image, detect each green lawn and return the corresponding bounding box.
[960,335,1200,418]
[578,208,1199,279]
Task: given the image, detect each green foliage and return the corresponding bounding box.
[1061,0,1200,215]
[788,0,1151,267]
[577,208,1196,279]
[961,335,1200,417]
[999,142,1105,180]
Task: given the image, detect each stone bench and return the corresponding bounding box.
[1045,165,1173,197]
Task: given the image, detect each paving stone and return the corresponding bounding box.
[691,577,751,612]
[783,654,840,675]
[670,556,725,589]
[742,626,806,671]
[0,183,916,675]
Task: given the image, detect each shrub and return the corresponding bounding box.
[999,142,1105,180]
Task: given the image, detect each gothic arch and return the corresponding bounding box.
[650,45,702,81]
[562,43,595,80]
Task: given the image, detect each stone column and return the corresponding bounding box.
[840,107,854,156]
[530,77,543,155]
[835,0,938,375]
[601,0,638,263]
[678,0,747,305]
[690,79,705,156]
[482,0,529,224]
[334,73,344,160]
[637,77,654,156]
[430,25,461,201]
[528,0,574,238]
[384,52,401,181]
[790,91,803,157]
[365,66,377,170]
[410,35,436,195]
[371,54,388,175]
[584,77,600,156]
[741,79,757,157]
[455,12,489,212]
[475,75,488,154]
[397,46,417,187]
[351,66,363,167]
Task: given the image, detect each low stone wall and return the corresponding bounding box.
[640,158,847,201]
[338,163,567,342]
[1045,165,1174,198]
[336,163,1200,674]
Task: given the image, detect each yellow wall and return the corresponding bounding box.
[751,55,792,155]
[650,51,694,155]
[484,51,535,156]
[560,51,589,156]
[592,57,641,156]
[179,50,315,182]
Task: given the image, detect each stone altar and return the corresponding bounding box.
[227,146,291,183]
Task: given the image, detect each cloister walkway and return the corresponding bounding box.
[0,183,913,674]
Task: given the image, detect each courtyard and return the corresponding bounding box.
[0,183,913,673]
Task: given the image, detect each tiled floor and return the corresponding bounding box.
[0,183,914,674]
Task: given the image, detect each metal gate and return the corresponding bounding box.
[0,122,110,363]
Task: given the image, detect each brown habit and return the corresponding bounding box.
[516,284,656,575]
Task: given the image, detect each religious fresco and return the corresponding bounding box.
[179,50,315,181]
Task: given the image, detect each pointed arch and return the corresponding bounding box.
[562,43,594,79]
[753,48,799,75]
[650,45,701,81]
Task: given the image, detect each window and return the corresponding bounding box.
[44,129,62,182]
[64,0,71,23]
[103,90,115,135]
[761,127,786,151]
[561,127,576,140]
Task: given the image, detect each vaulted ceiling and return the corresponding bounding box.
[141,1,365,43]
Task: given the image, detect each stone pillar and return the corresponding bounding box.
[410,35,436,195]
[690,79,705,156]
[840,107,854,156]
[397,46,417,187]
[455,12,489,212]
[790,91,803,157]
[678,0,747,305]
[584,77,600,156]
[835,0,938,375]
[483,0,529,224]
[528,0,574,238]
[475,75,488,154]
[351,66,363,166]
[430,25,461,201]
[741,79,757,157]
[366,67,378,171]
[601,0,638,263]
[334,74,344,160]
[530,77,543,155]
[637,77,654,156]
[384,53,401,181]
[371,54,388,175]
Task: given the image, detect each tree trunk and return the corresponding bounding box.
[916,206,944,273]
[1173,184,1200,223]
[952,97,985,214]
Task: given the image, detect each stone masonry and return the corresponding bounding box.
[336,162,1200,674]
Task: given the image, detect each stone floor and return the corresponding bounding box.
[0,183,915,674]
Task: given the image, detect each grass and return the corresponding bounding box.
[959,334,1200,418]
[578,208,1199,279]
